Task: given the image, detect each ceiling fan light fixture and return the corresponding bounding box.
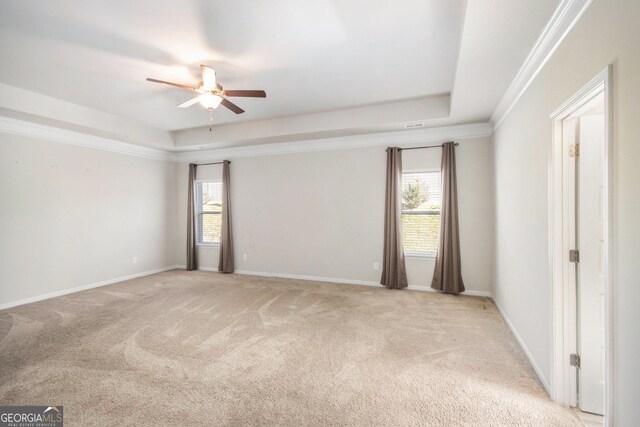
[198,94,222,109]
[147,65,264,117]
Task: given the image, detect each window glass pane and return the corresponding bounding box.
[402,172,441,212]
[200,182,222,212]
[202,212,222,243]
[401,171,441,253]
[402,213,440,253]
[195,181,222,243]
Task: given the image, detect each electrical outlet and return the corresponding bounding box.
[373,262,379,271]
[132,256,138,264]
[243,254,248,261]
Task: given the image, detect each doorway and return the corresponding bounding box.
[564,94,605,416]
[549,66,613,425]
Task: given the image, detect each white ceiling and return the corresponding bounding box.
[0,0,561,146]
[0,0,465,131]
[450,0,561,124]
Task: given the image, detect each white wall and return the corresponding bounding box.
[176,137,493,293]
[491,0,640,423]
[0,133,178,306]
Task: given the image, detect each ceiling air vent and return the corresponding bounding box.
[404,122,425,129]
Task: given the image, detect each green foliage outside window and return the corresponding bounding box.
[402,177,428,210]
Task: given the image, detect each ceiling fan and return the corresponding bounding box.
[147,65,266,129]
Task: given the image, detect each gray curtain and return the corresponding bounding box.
[431,142,465,294]
[218,160,234,273]
[186,163,198,271]
[381,147,408,289]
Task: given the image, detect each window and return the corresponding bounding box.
[401,171,441,254]
[195,181,222,245]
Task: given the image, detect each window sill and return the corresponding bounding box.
[197,243,220,248]
[405,252,437,259]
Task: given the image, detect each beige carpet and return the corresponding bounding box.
[0,270,579,426]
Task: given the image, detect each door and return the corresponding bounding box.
[576,113,605,415]
[552,74,611,422]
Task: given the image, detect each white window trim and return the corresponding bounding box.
[402,167,439,174]
[197,242,220,248]
[194,179,222,246]
[405,252,437,259]
[401,168,441,257]
[194,179,222,185]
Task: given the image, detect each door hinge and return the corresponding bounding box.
[569,249,579,263]
[569,143,580,157]
[570,353,581,368]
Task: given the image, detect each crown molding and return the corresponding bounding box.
[0,115,491,163]
[0,116,174,161]
[490,0,594,130]
[173,122,492,163]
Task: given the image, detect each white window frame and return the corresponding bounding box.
[401,168,441,259]
[194,179,222,247]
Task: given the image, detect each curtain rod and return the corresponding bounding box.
[387,141,458,152]
[192,161,230,166]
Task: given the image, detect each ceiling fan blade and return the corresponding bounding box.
[221,98,245,114]
[177,97,200,108]
[224,90,266,98]
[201,65,216,88]
[146,78,195,91]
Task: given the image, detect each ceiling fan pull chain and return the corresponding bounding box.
[209,108,213,132]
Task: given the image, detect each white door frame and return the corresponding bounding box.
[548,65,613,424]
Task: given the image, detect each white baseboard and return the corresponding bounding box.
[0,265,183,311]
[156,265,492,296]
[408,284,491,297]
[233,269,492,297]
[492,297,551,394]
[235,269,381,287]
[1,265,492,311]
